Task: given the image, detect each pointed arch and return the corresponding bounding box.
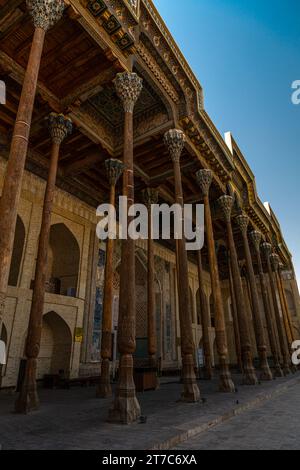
[47,223,80,296]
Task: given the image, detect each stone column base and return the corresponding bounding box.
[96,359,112,399]
[180,354,200,403]
[15,358,39,414]
[108,354,141,425]
[219,360,235,393]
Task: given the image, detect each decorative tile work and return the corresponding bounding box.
[91,249,106,362]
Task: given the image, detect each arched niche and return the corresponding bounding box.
[47,223,80,297]
[37,311,72,379]
[8,215,25,287]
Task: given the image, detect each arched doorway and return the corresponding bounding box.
[9,215,25,287]
[37,312,72,379]
[47,224,80,296]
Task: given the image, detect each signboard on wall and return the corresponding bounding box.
[74,327,83,343]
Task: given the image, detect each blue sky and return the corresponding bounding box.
[154,0,300,282]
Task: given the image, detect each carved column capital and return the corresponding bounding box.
[114,72,143,113]
[270,253,280,273]
[47,113,72,145]
[236,213,249,235]
[261,242,272,257]
[142,188,159,207]
[218,195,234,223]
[164,129,186,163]
[105,159,124,186]
[27,0,65,31]
[250,230,262,251]
[196,169,213,197]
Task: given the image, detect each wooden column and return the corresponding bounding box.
[196,170,235,393]
[15,113,72,414]
[228,253,243,372]
[97,159,124,399]
[164,129,200,402]
[196,250,213,379]
[142,188,159,369]
[0,0,65,331]
[108,72,143,424]
[270,253,294,370]
[236,215,272,381]
[218,196,257,385]
[278,263,295,342]
[250,231,283,377]
[262,243,291,375]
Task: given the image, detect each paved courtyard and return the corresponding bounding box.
[174,379,300,450]
[0,373,299,450]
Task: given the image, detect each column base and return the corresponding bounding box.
[107,354,141,425]
[219,360,235,393]
[259,366,273,381]
[96,359,112,399]
[282,363,291,376]
[180,354,200,403]
[15,358,39,414]
[259,356,273,381]
[242,366,258,386]
[273,363,284,377]
[204,367,213,381]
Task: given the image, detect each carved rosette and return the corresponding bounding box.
[47,113,72,145]
[114,72,143,114]
[236,213,249,235]
[261,242,272,258]
[164,129,186,163]
[105,159,124,186]
[218,195,234,223]
[196,169,213,197]
[142,188,159,207]
[270,253,280,273]
[250,230,262,251]
[27,0,65,31]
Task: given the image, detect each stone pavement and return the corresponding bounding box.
[174,379,300,450]
[0,372,299,450]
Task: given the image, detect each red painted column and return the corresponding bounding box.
[196,170,235,393]
[218,196,257,385]
[15,113,72,414]
[164,129,200,402]
[236,215,272,381]
[97,159,124,399]
[0,1,65,332]
[108,72,143,424]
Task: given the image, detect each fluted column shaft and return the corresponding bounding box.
[278,268,295,342]
[228,253,243,372]
[196,171,234,393]
[250,232,283,376]
[143,188,159,368]
[236,216,272,380]
[218,196,257,385]
[15,113,72,414]
[97,159,124,399]
[196,250,213,380]
[0,1,65,330]
[263,245,291,375]
[108,72,143,424]
[164,129,200,402]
